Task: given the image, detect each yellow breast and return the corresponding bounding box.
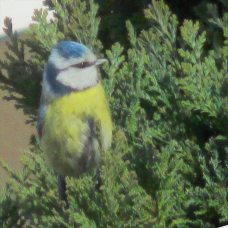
[41,83,112,176]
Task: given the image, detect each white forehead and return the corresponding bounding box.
[49,48,97,70]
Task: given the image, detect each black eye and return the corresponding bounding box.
[75,62,89,69]
[79,62,87,68]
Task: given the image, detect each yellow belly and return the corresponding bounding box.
[41,83,112,176]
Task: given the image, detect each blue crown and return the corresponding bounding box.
[55,41,89,59]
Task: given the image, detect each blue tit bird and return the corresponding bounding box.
[37,41,112,205]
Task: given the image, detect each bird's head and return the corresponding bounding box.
[43,41,106,96]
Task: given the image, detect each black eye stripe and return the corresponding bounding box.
[58,61,96,72]
[70,61,95,69]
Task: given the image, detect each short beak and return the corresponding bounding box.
[96,59,107,65]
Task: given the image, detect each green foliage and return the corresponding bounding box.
[1,0,228,227]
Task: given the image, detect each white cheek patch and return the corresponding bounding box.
[56,66,98,90]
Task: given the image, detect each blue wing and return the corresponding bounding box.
[37,105,47,139]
